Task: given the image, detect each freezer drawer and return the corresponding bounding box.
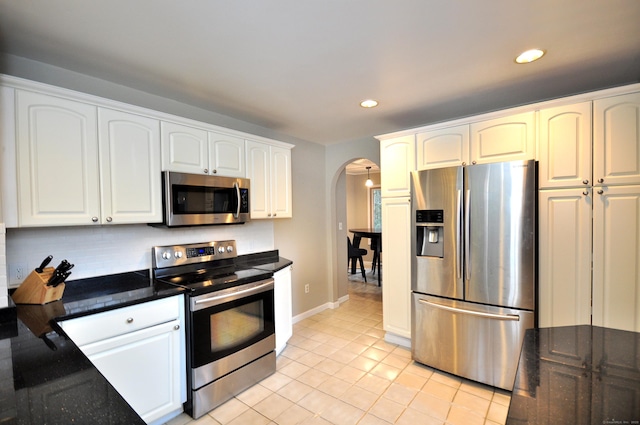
[412,293,534,391]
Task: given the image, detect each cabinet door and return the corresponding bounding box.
[161,121,208,174]
[594,92,640,186]
[245,140,271,218]
[593,185,640,332]
[538,102,593,189]
[98,108,162,224]
[208,131,246,177]
[274,265,293,355]
[538,188,592,327]
[381,196,412,339]
[81,319,185,424]
[470,111,535,165]
[270,146,292,218]
[16,90,100,226]
[416,124,469,170]
[380,135,415,198]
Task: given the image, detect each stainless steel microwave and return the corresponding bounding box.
[158,172,250,227]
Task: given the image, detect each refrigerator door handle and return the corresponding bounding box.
[419,299,521,321]
[464,189,471,280]
[456,189,462,279]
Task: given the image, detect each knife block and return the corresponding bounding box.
[11,267,66,305]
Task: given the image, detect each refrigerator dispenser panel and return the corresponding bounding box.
[416,210,444,258]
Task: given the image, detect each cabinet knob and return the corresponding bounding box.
[91,217,99,223]
[582,190,589,196]
[472,161,477,165]
[273,213,277,217]
[106,217,112,223]
[204,169,208,174]
[597,189,604,195]
[582,179,589,185]
[126,317,134,323]
[212,169,217,174]
[598,178,604,183]
[461,162,466,166]
[174,325,180,330]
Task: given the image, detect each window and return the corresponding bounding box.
[369,185,381,230]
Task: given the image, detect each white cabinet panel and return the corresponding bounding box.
[381,196,411,339]
[274,265,292,355]
[594,92,640,186]
[16,90,100,226]
[271,146,292,218]
[161,121,208,174]
[380,135,415,198]
[208,131,245,177]
[98,108,162,224]
[416,124,469,170]
[538,189,592,327]
[593,185,640,332]
[470,111,535,164]
[538,102,592,189]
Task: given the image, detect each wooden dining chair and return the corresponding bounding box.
[347,236,367,282]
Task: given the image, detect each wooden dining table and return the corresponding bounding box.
[349,228,382,286]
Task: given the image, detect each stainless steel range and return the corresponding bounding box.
[152,240,275,419]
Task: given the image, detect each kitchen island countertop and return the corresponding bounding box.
[0,250,291,424]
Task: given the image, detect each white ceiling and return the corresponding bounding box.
[1,1,639,145]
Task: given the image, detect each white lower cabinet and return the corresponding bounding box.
[58,296,186,424]
[274,265,293,355]
[381,196,412,341]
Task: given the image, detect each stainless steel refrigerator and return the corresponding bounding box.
[411,160,536,391]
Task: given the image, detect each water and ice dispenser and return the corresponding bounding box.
[416,209,444,258]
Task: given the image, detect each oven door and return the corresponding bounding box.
[190,279,275,389]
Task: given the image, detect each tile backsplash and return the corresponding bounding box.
[5,221,275,287]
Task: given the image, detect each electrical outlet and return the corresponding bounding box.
[304,284,310,294]
[12,263,28,283]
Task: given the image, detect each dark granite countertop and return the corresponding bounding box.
[507,325,640,424]
[0,250,291,424]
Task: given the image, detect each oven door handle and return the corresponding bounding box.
[192,279,274,310]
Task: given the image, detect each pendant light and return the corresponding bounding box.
[365,166,373,187]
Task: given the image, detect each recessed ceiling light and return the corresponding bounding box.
[360,99,379,108]
[515,49,545,64]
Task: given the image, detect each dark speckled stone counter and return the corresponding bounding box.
[507,325,640,424]
[0,250,291,424]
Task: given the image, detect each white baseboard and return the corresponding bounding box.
[384,332,411,349]
[292,294,350,324]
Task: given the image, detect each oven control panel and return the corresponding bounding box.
[152,240,237,267]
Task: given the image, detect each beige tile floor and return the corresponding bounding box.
[166,279,511,425]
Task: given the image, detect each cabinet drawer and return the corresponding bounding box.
[59,296,181,346]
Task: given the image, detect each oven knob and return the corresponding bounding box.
[162,251,171,260]
[218,246,225,254]
[174,251,183,259]
[226,246,234,253]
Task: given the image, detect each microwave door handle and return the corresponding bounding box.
[233,182,240,218]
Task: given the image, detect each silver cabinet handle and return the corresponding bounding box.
[598,178,604,183]
[461,162,466,166]
[471,160,477,165]
[106,217,112,223]
[419,299,520,321]
[597,189,604,195]
[204,168,208,174]
[126,317,134,323]
[212,169,217,174]
[174,324,180,330]
[583,179,589,185]
[583,190,589,196]
[91,216,99,223]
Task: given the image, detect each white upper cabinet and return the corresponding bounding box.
[416,124,469,170]
[161,121,246,177]
[245,140,292,219]
[16,90,101,226]
[98,108,162,224]
[470,111,536,164]
[380,135,415,198]
[594,92,640,186]
[161,121,208,174]
[538,102,593,189]
[208,131,245,178]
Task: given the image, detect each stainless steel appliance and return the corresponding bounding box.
[152,241,275,419]
[155,171,250,227]
[411,160,537,391]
